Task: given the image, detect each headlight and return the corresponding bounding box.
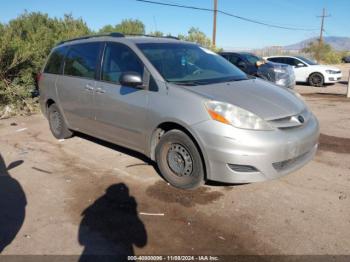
[276,78,287,86]
[326,70,338,74]
[205,101,274,130]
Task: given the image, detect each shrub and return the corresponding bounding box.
[0,12,90,115]
[302,41,343,64]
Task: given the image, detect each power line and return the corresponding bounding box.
[134,0,318,31]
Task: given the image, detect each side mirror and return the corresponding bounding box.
[296,63,305,68]
[119,72,143,88]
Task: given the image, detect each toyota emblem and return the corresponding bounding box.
[298,115,305,123]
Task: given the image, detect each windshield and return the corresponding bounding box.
[137,43,248,85]
[296,56,318,65]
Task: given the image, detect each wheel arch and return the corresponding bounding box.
[46,98,56,109]
[149,121,208,179]
[42,98,56,117]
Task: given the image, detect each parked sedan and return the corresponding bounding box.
[220,52,295,89]
[266,55,342,87]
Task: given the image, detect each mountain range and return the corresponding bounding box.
[284,36,350,51]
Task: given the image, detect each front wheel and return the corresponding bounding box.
[155,130,205,189]
[308,73,324,87]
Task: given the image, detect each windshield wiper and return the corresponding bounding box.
[170,80,207,86]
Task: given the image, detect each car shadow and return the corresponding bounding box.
[75,132,246,188]
[75,132,153,165]
[0,154,26,253]
[75,132,164,179]
[78,183,147,262]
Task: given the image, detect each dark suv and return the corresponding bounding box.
[220,52,295,89]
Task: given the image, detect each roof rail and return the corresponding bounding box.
[125,33,179,40]
[56,32,180,46]
[57,32,125,46]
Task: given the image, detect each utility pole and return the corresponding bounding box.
[316,8,330,61]
[212,0,218,47]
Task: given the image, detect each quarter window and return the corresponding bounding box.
[101,43,144,84]
[44,46,67,74]
[64,43,100,79]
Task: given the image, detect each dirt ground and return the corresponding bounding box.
[0,64,350,258]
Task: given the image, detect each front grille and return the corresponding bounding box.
[268,108,310,129]
[272,151,309,171]
[228,164,258,173]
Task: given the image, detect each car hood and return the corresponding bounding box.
[176,78,305,120]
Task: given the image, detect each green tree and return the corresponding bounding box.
[179,27,222,52]
[0,12,90,113]
[99,19,145,35]
[149,31,164,37]
[98,24,114,34]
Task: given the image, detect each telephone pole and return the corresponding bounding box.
[212,0,218,47]
[316,8,330,60]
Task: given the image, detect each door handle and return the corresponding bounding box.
[85,84,94,91]
[95,87,105,94]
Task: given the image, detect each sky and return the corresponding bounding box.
[0,0,349,49]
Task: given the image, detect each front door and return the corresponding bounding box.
[93,42,149,152]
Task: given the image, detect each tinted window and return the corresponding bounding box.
[137,43,247,85]
[44,46,67,74]
[64,43,100,79]
[227,54,241,65]
[285,58,303,66]
[268,57,284,63]
[243,54,261,65]
[296,56,317,65]
[101,43,144,84]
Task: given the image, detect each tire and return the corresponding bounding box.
[48,104,73,139]
[155,129,205,189]
[308,72,324,87]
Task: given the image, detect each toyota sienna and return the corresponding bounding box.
[39,33,319,189]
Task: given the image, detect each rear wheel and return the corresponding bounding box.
[48,104,73,139]
[308,73,324,87]
[155,130,205,189]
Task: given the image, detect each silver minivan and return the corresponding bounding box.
[39,33,319,189]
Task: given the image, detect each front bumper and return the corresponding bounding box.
[192,114,319,183]
[324,72,342,83]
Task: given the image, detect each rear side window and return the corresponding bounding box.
[44,46,67,74]
[64,42,101,79]
[101,42,144,84]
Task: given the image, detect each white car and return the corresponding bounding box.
[266,56,342,87]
